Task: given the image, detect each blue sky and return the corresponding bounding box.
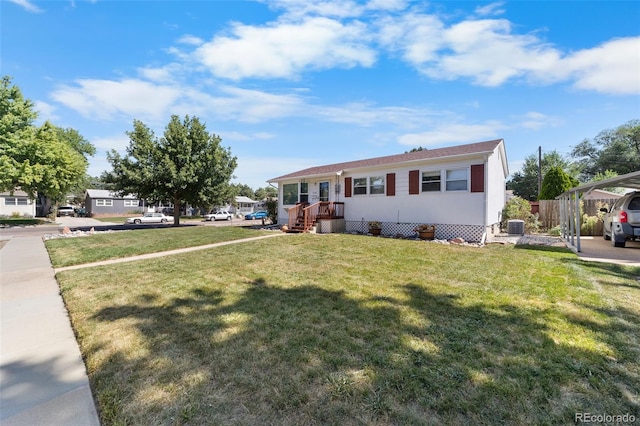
[3,0,639,190]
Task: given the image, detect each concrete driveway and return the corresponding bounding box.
[575,236,640,267]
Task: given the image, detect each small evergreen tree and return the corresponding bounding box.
[539,166,577,200]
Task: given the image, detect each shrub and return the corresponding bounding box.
[580,214,602,236]
[501,196,540,233]
[265,198,278,223]
[548,226,562,236]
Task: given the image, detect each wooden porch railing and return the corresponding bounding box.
[287,202,344,232]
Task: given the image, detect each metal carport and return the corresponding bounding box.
[558,170,640,252]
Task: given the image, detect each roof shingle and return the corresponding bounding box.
[269,139,503,181]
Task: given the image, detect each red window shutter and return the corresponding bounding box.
[471,164,485,193]
[386,173,396,196]
[409,170,419,194]
[345,177,352,197]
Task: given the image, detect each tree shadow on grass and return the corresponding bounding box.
[88,280,639,425]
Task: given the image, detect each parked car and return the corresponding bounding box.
[204,210,232,221]
[125,213,169,225]
[601,191,640,248]
[245,210,268,220]
[57,206,76,217]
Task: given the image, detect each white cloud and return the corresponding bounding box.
[559,37,640,95]
[518,112,562,130]
[48,77,307,124]
[475,2,506,17]
[220,131,276,142]
[177,34,204,46]
[378,12,638,95]
[194,16,376,80]
[91,134,131,151]
[314,102,446,128]
[33,100,58,122]
[137,63,187,83]
[51,79,182,122]
[397,122,505,146]
[422,19,561,86]
[264,0,365,19]
[8,0,42,13]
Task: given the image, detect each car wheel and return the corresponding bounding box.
[161,219,167,223]
[227,216,232,220]
[134,219,141,224]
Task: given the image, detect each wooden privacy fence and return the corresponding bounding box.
[537,198,618,234]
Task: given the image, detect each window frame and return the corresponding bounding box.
[369,176,385,195]
[445,168,469,192]
[421,170,442,192]
[282,183,298,205]
[123,199,139,207]
[353,178,368,195]
[96,199,114,207]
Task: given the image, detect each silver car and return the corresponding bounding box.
[204,210,232,221]
[125,213,169,225]
[601,191,640,248]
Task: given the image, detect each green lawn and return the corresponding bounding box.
[53,232,640,425]
[45,226,270,268]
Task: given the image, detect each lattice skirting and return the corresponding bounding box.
[344,221,487,243]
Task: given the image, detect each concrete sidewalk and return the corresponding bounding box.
[0,236,100,425]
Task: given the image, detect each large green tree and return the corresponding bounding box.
[254,186,277,200]
[105,115,237,225]
[507,150,576,201]
[0,76,92,212]
[571,119,640,181]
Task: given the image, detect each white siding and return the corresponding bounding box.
[0,195,36,217]
[340,158,486,225]
[275,143,508,230]
[486,146,507,226]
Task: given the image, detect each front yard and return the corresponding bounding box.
[51,232,640,425]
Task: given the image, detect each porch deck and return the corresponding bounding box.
[287,202,344,233]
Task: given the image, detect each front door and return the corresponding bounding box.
[319,181,329,202]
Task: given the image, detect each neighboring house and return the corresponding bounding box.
[582,189,623,201]
[84,189,144,216]
[0,190,36,217]
[233,196,257,214]
[268,139,509,242]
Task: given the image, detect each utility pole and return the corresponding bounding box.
[537,146,542,199]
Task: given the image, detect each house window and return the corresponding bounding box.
[446,169,468,191]
[283,184,298,205]
[422,171,441,192]
[4,197,29,205]
[353,177,385,195]
[369,176,385,195]
[353,178,367,195]
[124,200,139,207]
[96,199,113,206]
[300,182,309,203]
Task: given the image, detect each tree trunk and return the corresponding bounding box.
[173,193,180,226]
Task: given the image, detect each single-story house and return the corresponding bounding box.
[0,189,36,217]
[84,189,145,216]
[233,196,257,214]
[268,139,509,242]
